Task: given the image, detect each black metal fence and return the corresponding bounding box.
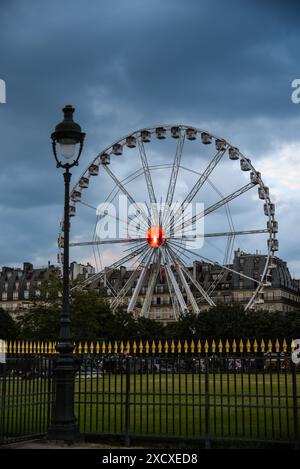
[0,356,54,443]
[0,352,299,446]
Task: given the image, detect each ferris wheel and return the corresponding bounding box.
[57,125,278,318]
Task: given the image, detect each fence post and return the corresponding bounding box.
[204,355,211,449]
[0,362,7,443]
[291,361,299,448]
[124,356,131,446]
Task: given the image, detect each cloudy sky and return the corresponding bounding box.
[0,0,300,275]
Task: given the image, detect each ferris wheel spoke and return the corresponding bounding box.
[168,239,262,285]
[137,140,159,225]
[172,182,255,234]
[166,245,200,314]
[170,228,269,240]
[167,243,216,307]
[127,249,154,314]
[102,164,150,231]
[96,206,148,236]
[111,247,152,311]
[69,238,145,247]
[74,244,146,290]
[141,251,161,317]
[165,147,227,232]
[161,247,188,315]
[162,133,185,227]
[163,261,179,321]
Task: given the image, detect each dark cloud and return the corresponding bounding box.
[0,0,299,272]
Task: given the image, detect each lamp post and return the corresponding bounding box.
[47,105,85,442]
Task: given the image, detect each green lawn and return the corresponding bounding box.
[1,372,299,441]
[74,372,299,440]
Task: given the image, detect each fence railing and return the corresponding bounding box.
[0,338,297,355]
[0,339,299,447]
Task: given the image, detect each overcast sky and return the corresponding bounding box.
[0,0,300,275]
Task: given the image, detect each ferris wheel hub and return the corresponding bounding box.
[146,226,166,247]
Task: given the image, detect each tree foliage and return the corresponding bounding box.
[0,308,18,339]
[11,292,300,342]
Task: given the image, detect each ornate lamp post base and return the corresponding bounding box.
[46,355,82,443]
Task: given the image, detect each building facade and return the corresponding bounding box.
[1,253,299,321]
[91,250,300,322]
[0,261,94,317]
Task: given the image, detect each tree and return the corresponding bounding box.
[135,317,166,341]
[17,305,60,340]
[0,308,18,339]
[70,290,112,341]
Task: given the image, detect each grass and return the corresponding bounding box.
[1,372,299,442]
[75,371,299,440]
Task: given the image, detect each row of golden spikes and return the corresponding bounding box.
[0,338,297,355]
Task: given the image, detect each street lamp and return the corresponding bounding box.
[47,105,85,442]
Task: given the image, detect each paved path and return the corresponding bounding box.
[0,439,141,449]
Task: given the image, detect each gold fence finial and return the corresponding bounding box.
[151,340,156,354]
[177,340,182,354]
[96,341,100,354]
[139,340,143,354]
[164,340,169,354]
[283,338,287,353]
[145,340,149,354]
[171,340,175,354]
[158,340,162,354]
[275,338,280,353]
[239,339,244,353]
[190,339,195,354]
[225,339,230,353]
[246,339,251,353]
[268,339,273,353]
[102,340,106,354]
[253,339,258,353]
[108,341,112,354]
[126,340,130,354]
[197,339,201,354]
[291,339,295,353]
[204,340,209,353]
[218,339,223,353]
[114,341,118,354]
[260,339,265,353]
[184,340,188,354]
[133,340,137,354]
[232,339,237,353]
